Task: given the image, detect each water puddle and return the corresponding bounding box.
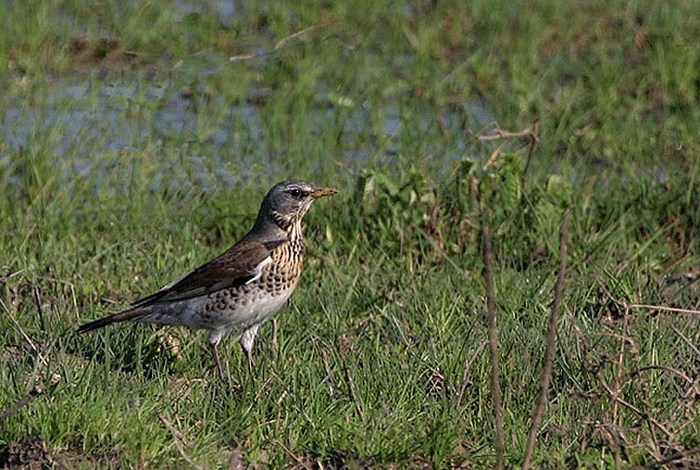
[1,67,494,190]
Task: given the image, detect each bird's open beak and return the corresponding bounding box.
[311,186,338,198]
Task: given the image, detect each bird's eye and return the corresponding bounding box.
[288,188,303,198]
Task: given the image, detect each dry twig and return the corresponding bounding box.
[456,339,489,407]
[343,359,364,419]
[625,304,700,315]
[161,414,203,470]
[522,209,570,469]
[273,439,313,470]
[230,23,333,62]
[475,121,539,184]
[1,296,49,370]
[0,376,60,422]
[596,374,673,438]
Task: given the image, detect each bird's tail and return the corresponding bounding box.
[76,307,149,333]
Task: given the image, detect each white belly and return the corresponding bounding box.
[234,289,293,330]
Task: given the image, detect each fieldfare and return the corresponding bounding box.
[78,180,337,378]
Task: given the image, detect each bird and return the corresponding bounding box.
[77,180,337,378]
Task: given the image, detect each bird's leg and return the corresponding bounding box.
[210,343,224,380]
[245,347,254,368]
[272,318,279,359]
[208,330,226,380]
[240,324,260,368]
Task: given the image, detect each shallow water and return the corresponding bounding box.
[1,68,494,191]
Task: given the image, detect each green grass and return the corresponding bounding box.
[2,0,700,468]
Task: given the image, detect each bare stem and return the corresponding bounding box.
[230,23,334,62]
[522,209,570,469]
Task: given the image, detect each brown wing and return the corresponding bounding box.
[131,237,284,307]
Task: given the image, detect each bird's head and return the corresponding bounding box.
[257,180,337,231]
